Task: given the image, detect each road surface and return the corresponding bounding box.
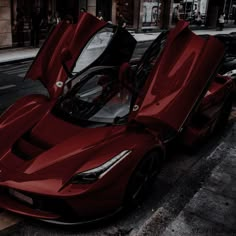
[0,43,235,235]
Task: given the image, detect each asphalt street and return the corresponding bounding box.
[0,60,47,114]
[0,42,235,235]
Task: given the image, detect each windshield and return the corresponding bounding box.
[72,26,114,73]
[53,69,132,126]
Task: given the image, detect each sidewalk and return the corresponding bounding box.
[0,27,236,65]
[0,47,37,65]
[136,121,236,236]
[132,27,236,42]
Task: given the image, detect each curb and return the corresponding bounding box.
[136,39,155,43]
[0,29,235,66]
[0,40,154,66]
[0,57,35,66]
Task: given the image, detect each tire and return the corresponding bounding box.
[213,95,233,133]
[124,151,163,207]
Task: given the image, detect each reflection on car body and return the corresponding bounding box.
[0,13,234,225]
[200,33,236,84]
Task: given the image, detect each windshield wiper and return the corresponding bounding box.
[113,115,128,125]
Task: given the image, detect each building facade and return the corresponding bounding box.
[0,0,236,48]
[0,0,12,48]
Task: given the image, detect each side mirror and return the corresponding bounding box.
[60,48,73,78]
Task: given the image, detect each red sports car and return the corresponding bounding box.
[0,13,234,224]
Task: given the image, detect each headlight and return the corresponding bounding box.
[70,150,132,184]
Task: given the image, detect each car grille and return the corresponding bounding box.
[7,188,77,218]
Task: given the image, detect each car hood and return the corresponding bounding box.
[0,115,129,194]
[131,21,225,135]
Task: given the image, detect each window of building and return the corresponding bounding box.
[142,0,161,29]
[116,0,134,27]
[223,0,236,24]
[172,0,209,26]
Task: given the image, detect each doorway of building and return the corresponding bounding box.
[56,0,87,22]
[96,0,112,21]
[116,0,134,27]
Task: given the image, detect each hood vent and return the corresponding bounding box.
[12,131,51,161]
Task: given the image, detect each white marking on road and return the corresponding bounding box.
[0,211,22,230]
[20,61,32,65]
[18,73,26,78]
[6,69,28,75]
[0,85,16,90]
[230,107,236,120]
[6,67,28,73]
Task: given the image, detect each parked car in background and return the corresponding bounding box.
[0,13,234,224]
[200,33,236,84]
[216,33,236,84]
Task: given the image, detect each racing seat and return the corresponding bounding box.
[118,62,137,93]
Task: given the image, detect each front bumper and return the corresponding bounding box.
[0,192,60,220]
[0,186,123,225]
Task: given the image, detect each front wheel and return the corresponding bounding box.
[124,151,163,207]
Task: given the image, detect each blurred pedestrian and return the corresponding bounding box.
[55,12,61,24]
[172,5,180,25]
[80,8,86,14]
[16,7,25,47]
[194,11,202,26]
[64,14,73,24]
[47,11,56,33]
[30,7,43,47]
[97,11,104,21]
[118,13,127,28]
[218,13,225,31]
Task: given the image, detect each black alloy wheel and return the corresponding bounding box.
[124,151,163,207]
